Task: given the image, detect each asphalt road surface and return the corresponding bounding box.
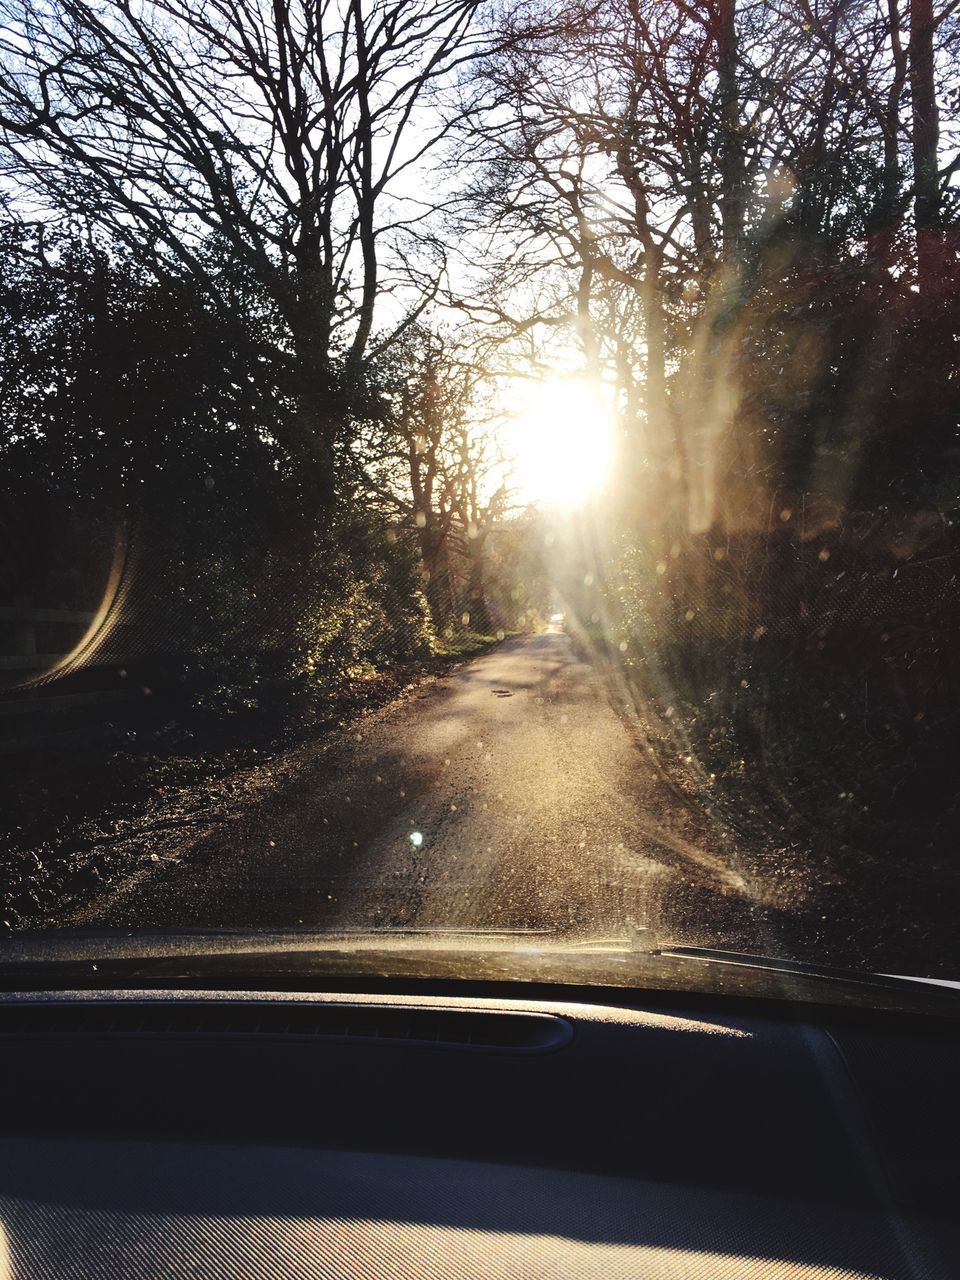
[85,632,760,945]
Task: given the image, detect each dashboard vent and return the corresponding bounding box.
[0,1002,572,1053]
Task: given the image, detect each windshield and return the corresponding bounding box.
[1,0,958,996]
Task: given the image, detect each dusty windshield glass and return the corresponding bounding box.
[0,0,958,987]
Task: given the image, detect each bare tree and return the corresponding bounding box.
[0,0,491,500]
[357,327,508,630]
[451,0,958,535]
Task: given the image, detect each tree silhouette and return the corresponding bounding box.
[0,0,492,504]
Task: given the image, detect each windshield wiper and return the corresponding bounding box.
[657,945,959,995]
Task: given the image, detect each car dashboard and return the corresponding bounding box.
[0,985,957,1278]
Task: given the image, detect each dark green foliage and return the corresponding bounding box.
[0,228,439,713]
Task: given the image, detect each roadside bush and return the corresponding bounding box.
[589,521,960,863]
[292,521,435,699]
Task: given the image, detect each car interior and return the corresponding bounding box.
[0,954,957,1279]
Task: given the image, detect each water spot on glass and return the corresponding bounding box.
[685,609,695,621]
[583,572,594,587]
[410,831,424,847]
[414,510,427,528]
[655,561,667,575]
[818,547,831,562]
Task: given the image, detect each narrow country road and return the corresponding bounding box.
[83,632,759,945]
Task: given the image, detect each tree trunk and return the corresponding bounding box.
[288,265,339,514]
[419,518,453,631]
[867,0,908,266]
[465,539,491,634]
[909,0,940,290]
[290,374,337,514]
[717,0,744,264]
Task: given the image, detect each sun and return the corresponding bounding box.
[504,377,615,508]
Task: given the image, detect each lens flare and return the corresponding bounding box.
[505,378,614,508]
